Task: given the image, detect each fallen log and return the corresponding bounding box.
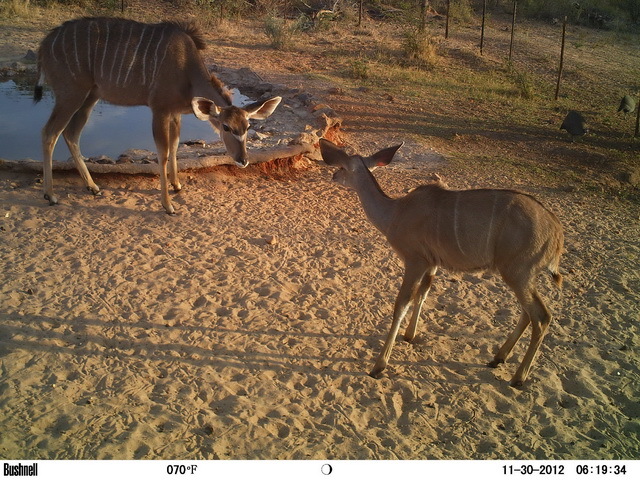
[0,142,316,174]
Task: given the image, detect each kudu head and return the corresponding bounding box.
[192,96,282,167]
[319,139,403,188]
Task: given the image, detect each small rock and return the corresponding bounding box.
[311,103,331,112]
[296,93,314,106]
[249,129,267,140]
[9,62,27,72]
[183,139,206,147]
[619,167,640,187]
[257,82,274,93]
[91,155,115,164]
[23,50,37,62]
[263,235,277,245]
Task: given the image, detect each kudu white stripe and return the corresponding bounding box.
[484,190,499,260]
[115,23,135,86]
[150,29,166,87]
[61,27,75,79]
[109,23,125,83]
[99,22,109,80]
[320,139,564,388]
[129,26,149,69]
[453,194,467,257]
[35,17,281,214]
[72,22,80,73]
[49,28,61,63]
[87,20,93,72]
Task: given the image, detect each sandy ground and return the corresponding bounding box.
[1,144,638,459]
[0,6,639,462]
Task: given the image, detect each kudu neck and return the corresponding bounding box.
[192,62,232,107]
[351,161,396,235]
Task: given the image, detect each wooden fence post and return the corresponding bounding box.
[555,16,567,101]
[420,0,429,32]
[635,95,640,137]
[509,0,517,64]
[480,0,487,55]
[445,0,450,38]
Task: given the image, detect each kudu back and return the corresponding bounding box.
[35,17,281,214]
[320,139,564,387]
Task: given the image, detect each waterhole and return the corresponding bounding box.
[0,80,249,162]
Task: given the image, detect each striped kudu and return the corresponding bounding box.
[320,139,564,387]
[35,17,281,214]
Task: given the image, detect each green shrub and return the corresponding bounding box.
[0,0,31,16]
[347,59,370,80]
[402,29,439,68]
[509,67,535,99]
[518,0,636,28]
[449,0,474,23]
[264,14,301,50]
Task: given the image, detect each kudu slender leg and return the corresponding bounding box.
[62,89,101,196]
[489,273,552,387]
[489,311,530,370]
[404,266,437,343]
[152,111,175,215]
[168,114,182,193]
[42,132,59,205]
[41,92,91,205]
[510,292,552,387]
[488,270,534,365]
[370,261,428,378]
[488,275,534,370]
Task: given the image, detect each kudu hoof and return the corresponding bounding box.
[403,334,416,343]
[44,194,58,206]
[368,366,386,379]
[87,187,102,196]
[509,379,525,389]
[487,359,504,369]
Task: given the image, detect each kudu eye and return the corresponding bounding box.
[222,124,230,132]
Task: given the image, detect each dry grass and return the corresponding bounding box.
[274,14,639,200]
[401,29,441,69]
[1,2,638,200]
[0,0,29,17]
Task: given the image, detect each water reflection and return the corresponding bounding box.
[0,80,248,162]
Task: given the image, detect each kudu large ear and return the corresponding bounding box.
[244,96,282,120]
[363,143,404,169]
[319,139,350,167]
[191,97,221,121]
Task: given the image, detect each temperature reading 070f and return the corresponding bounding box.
[167,464,198,475]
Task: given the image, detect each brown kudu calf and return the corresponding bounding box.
[320,139,564,387]
[35,17,281,214]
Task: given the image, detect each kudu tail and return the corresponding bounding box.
[547,216,564,289]
[548,254,563,289]
[34,85,43,103]
[34,66,44,104]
